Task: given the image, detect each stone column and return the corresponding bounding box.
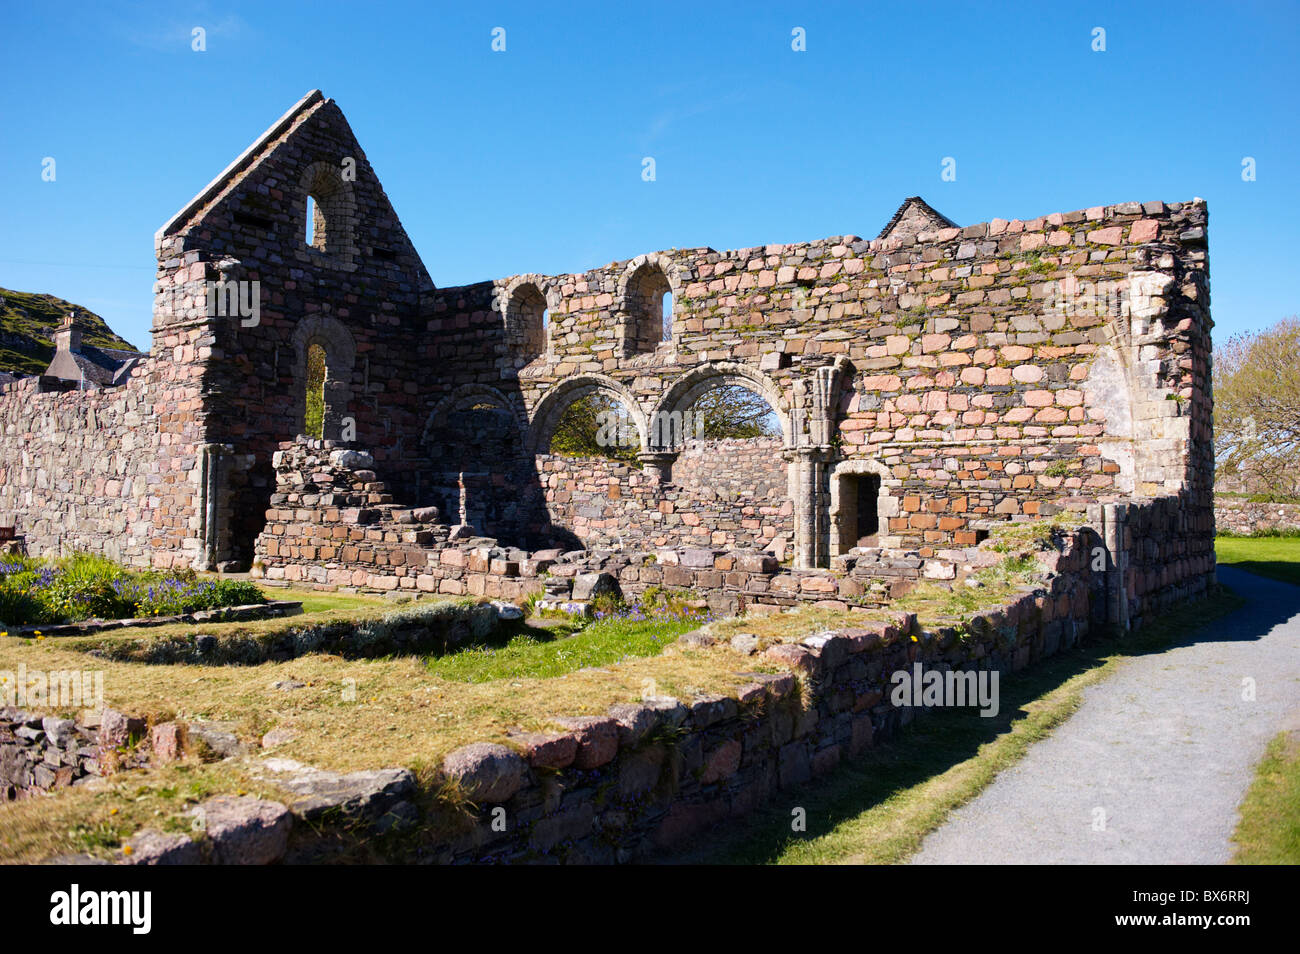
[198,443,223,571]
[786,446,832,569]
[1088,501,1130,632]
[637,451,678,486]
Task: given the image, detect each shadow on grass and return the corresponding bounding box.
[1216,560,1300,587]
[659,585,1254,865]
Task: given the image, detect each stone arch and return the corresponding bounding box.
[527,374,648,455]
[616,253,685,355]
[297,160,358,269]
[291,316,356,440]
[423,383,528,447]
[497,275,553,362]
[651,361,793,451]
[828,458,900,555]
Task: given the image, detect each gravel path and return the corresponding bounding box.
[911,567,1300,864]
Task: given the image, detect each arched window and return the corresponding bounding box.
[507,282,548,362]
[304,342,326,439]
[297,161,357,268]
[624,262,672,355]
[293,316,356,442]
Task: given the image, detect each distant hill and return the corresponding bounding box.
[0,288,141,376]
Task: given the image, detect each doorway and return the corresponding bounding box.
[834,470,882,554]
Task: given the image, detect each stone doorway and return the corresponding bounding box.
[829,460,894,557]
[839,473,881,549]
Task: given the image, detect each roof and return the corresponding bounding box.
[156,89,327,241]
[877,196,959,241]
[44,343,147,388]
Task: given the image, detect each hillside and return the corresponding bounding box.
[0,287,141,376]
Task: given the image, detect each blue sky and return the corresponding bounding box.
[1,0,1296,350]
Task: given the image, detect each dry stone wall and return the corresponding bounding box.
[1214,499,1300,536]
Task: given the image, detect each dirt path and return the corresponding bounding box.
[911,567,1300,864]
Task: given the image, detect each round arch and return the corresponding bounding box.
[496,274,557,361]
[423,383,528,447]
[526,374,648,456]
[616,253,688,355]
[297,160,358,269]
[291,315,356,441]
[651,361,793,451]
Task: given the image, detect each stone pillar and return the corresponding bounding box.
[786,446,832,569]
[1089,501,1130,632]
[198,443,223,571]
[637,451,678,486]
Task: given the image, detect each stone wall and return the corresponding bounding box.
[1,707,147,800]
[255,438,1213,630]
[1214,499,1300,536]
[534,436,792,552]
[415,197,1214,569]
[0,338,211,569]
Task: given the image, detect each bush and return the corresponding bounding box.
[0,554,267,626]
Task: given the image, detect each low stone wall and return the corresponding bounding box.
[1099,493,1215,629]
[255,438,959,611]
[83,600,506,665]
[8,600,303,638]
[49,502,1219,863]
[1214,499,1300,536]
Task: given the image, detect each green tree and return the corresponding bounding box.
[1214,317,1300,496]
[547,383,779,462]
[691,384,780,439]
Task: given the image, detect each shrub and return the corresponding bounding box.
[0,554,267,626]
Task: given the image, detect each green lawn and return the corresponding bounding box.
[425,612,702,682]
[1233,729,1300,864]
[1215,535,1300,586]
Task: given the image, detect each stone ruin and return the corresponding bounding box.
[0,90,1216,625]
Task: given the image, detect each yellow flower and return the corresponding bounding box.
[122,844,134,856]
[109,807,119,815]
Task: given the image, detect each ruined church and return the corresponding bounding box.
[0,90,1215,621]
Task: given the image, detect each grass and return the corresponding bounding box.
[669,586,1245,865]
[1215,535,1300,586]
[0,761,292,865]
[1231,727,1300,864]
[426,613,702,682]
[2,522,1216,868]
